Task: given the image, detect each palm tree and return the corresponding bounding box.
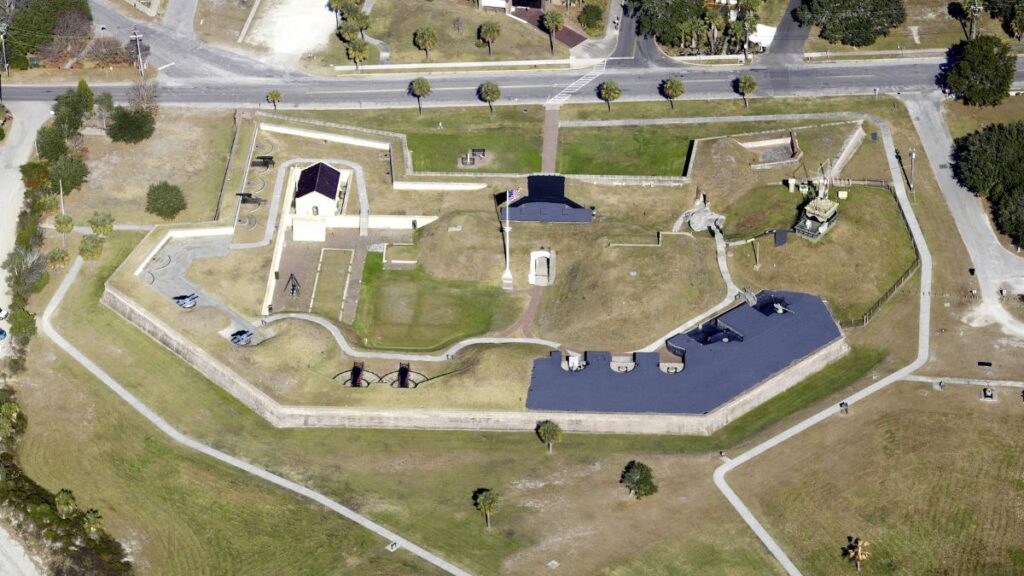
[542,11,564,55]
[842,537,870,572]
[737,74,757,108]
[47,248,70,270]
[83,509,103,539]
[680,16,703,50]
[266,89,282,110]
[1014,8,1024,41]
[347,38,370,70]
[477,81,501,114]
[348,10,371,40]
[479,20,501,57]
[598,80,621,111]
[536,420,562,454]
[704,8,726,54]
[88,211,114,236]
[340,21,361,43]
[328,0,345,30]
[660,77,684,109]
[55,488,78,520]
[414,26,437,60]
[473,489,500,529]
[408,77,432,115]
[54,213,73,247]
[0,402,20,423]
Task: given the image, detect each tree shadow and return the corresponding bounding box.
[948,2,968,39]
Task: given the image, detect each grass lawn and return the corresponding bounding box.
[732,381,1024,574]
[370,0,568,63]
[294,107,544,174]
[311,248,352,320]
[186,241,273,318]
[352,253,519,350]
[759,0,792,27]
[721,185,804,240]
[804,0,1010,52]
[68,108,234,224]
[730,186,917,323]
[194,0,251,46]
[26,234,435,576]
[943,94,1024,138]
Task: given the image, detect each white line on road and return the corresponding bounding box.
[41,259,472,576]
[158,62,176,71]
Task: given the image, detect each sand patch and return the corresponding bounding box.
[246,0,337,65]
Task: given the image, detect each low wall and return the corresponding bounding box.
[261,123,391,151]
[101,282,850,435]
[133,226,234,277]
[392,181,487,191]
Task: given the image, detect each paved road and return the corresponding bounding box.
[42,257,472,576]
[901,92,1024,337]
[761,0,810,66]
[713,116,935,576]
[0,103,51,356]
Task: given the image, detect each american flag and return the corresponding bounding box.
[507,188,521,203]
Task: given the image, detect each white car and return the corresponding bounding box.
[0,306,8,321]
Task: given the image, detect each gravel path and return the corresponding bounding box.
[41,258,472,576]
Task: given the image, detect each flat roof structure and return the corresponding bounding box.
[525,291,842,414]
[499,175,593,223]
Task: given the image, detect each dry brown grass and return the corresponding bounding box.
[186,242,273,318]
[732,381,1024,575]
[195,0,253,46]
[69,108,234,224]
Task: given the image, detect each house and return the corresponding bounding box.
[499,175,593,223]
[295,162,342,218]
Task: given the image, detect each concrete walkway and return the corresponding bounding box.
[42,257,472,576]
[901,92,1024,337]
[541,107,560,173]
[263,312,560,362]
[713,116,934,576]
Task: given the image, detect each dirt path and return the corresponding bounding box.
[542,107,560,173]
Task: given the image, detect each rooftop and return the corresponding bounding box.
[296,162,341,200]
[499,175,593,223]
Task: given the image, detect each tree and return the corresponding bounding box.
[536,420,562,454]
[96,92,115,129]
[79,235,104,261]
[54,488,78,520]
[737,74,757,108]
[542,11,565,54]
[795,0,906,47]
[408,77,432,115]
[20,162,50,189]
[6,0,93,69]
[47,248,71,270]
[0,419,14,441]
[2,247,47,299]
[347,39,370,70]
[620,460,658,499]
[108,106,156,143]
[477,81,501,114]
[36,125,69,162]
[579,4,604,31]
[660,77,685,108]
[631,0,706,47]
[49,155,89,193]
[7,308,36,346]
[473,489,500,529]
[704,7,727,53]
[127,79,159,112]
[598,80,621,110]
[348,9,371,40]
[76,79,95,115]
[1,403,21,423]
[82,509,103,539]
[952,121,1024,246]
[54,214,74,235]
[478,20,501,56]
[328,0,346,29]
[266,90,283,111]
[340,20,361,43]
[88,211,114,236]
[842,537,870,572]
[414,27,438,60]
[146,181,188,220]
[1012,4,1024,41]
[946,35,1016,106]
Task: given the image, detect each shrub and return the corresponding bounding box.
[7,308,37,347]
[36,126,69,162]
[145,182,187,219]
[579,4,604,31]
[88,212,114,236]
[48,156,89,193]
[20,162,50,189]
[107,107,155,143]
[79,235,104,261]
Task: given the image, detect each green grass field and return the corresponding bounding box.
[721,185,804,239]
[733,382,1024,574]
[352,253,518,350]
[295,107,544,174]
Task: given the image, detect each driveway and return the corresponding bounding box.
[0,103,51,356]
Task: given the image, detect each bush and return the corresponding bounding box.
[107,106,155,143]
[48,156,89,194]
[579,4,604,31]
[36,126,69,162]
[145,182,187,219]
[79,235,104,261]
[20,162,50,189]
[0,126,5,142]
[7,308,36,347]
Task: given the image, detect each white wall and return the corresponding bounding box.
[295,193,337,217]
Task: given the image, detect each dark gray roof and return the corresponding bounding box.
[296,162,341,199]
[499,175,593,223]
[525,291,842,414]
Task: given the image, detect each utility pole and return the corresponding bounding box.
[0,22,9,78]
[59,180,66,248]
[130,30,145,79]
[502,190,513,291]
[969,0,982,40]
[909,147,917,199]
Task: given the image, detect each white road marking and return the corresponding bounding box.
[158,62,176,71]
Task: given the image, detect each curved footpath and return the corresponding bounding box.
[713,117,934,576]
[41,258,472,576]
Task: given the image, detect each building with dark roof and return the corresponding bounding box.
[525,291,843,414]
[499,175,593,223]
[296,162,341,200]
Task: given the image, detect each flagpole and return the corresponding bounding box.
[502,189,513,291]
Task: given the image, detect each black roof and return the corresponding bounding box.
[296,162,341,199]
[525,291,842,414]
[499,175,593,223]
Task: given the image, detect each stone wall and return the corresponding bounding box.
[102,283,849,435]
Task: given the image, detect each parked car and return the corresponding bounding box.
[174,294,199,309]
[230,330,253,346]
[0,306,8,321]
[0,329,7,343]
